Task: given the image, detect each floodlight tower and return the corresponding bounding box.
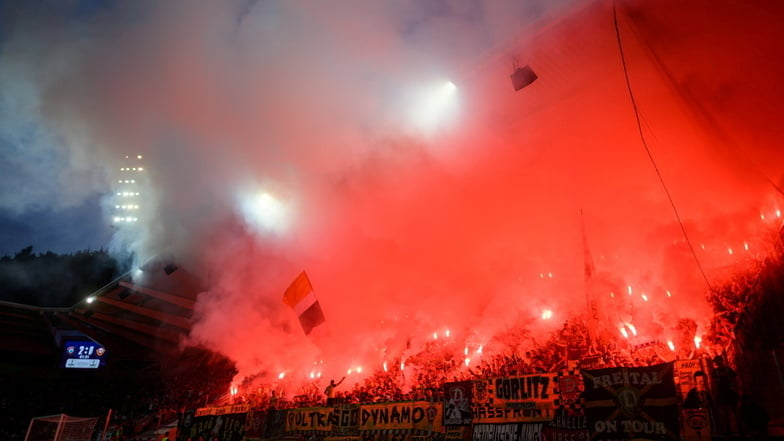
[111,154,145,227]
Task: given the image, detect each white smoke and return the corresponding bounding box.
[2,0,783,387]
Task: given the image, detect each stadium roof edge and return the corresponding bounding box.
[0,299,71,313]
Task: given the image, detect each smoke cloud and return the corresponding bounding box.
[2,0,783,389]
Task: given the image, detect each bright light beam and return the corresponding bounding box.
[238,191,291,235]
[409,80,459,133]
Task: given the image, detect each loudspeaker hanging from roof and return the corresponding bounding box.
[511,64,537,91]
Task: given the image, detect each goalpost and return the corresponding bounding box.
[24,414,99,441]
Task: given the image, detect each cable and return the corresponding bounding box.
[612,0,715,294]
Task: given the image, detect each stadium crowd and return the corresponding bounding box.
[228,318,727,411]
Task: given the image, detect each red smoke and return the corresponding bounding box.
[5,0,783,393]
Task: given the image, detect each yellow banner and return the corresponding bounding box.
[193,403,249,417]
[359,401,442,432]
[470,373,557,422]
[485,373,558,408]
[286,407,334,432]
[194,408,214,417]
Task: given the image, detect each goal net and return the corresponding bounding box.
[24,414,99,441]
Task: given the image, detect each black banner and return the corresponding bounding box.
[581,363,679,441]
[177,410,196,441]
[361,429,444,441]
[541,415,588,441]
[444,381,474,425]
[245,410,267,439]
[176,410,246,441]
[265,409,288,439]
[471,423,543,441]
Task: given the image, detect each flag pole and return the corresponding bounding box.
[100,409,113,441]
[581,209,596,352]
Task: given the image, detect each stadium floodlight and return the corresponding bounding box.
[410,80,459,132]
[238,191,290,234]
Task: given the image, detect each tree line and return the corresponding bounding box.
[0,246,131,307]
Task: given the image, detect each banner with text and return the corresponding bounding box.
[582,363,679,441]
[470,374,557,423]
[176,410,247,441]
[286,407,335,432]
[359,401,442,432]
[362,429,444,441]
[326,437,361,441]
[471,402,555,424]
[674,359,705,400]
[541,415,589,441]
[193,403,250,417]
[444,426,472,441]
[332,404,361,435]
[284,405,360,434]
[480,374,557,412]
[472,423,543,441]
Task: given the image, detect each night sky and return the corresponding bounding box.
[1,0,783,387]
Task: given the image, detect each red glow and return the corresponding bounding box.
[27,0,779,395]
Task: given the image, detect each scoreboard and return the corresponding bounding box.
[61,339,106,369]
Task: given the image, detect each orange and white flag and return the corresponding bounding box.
[283,271,326,335]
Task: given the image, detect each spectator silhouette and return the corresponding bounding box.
[712,355,740,436]
[325,377,345,405]
[683,371,713,409]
